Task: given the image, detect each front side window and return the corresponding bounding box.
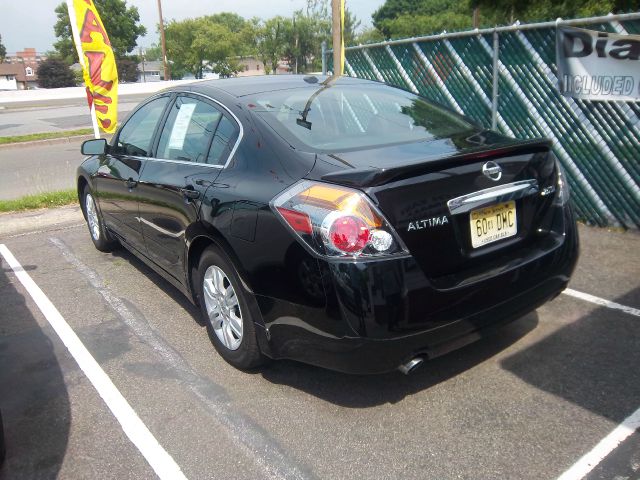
[157,96,223,163]
[116,96,169,157]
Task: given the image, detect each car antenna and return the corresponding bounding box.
[296,77,334,130]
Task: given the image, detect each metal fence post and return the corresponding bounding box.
[491,30,499,130]
[321,41,327,75]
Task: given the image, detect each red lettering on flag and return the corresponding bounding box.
[80,9,111,46]
[84,51,114,91]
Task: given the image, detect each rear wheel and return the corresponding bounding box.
[195,247,264,370]
[83,186,118,252]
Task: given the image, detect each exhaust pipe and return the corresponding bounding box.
[398,356,424,375]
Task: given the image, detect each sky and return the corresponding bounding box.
[0,0,385,54]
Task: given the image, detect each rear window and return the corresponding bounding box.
[247,83,474,152]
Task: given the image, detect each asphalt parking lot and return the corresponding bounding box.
[0,207,638,480]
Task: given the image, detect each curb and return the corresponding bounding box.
[0,204,84,238]
[0,134,111,150]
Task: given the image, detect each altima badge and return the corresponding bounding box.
[408,216,449,231]
[482,161,502,181]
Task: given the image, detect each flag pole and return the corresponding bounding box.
[331,0,343,76]
[66,0,100,139]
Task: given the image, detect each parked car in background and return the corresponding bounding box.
[77,75,578,374]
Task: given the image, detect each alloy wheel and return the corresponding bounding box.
[85,193,100,241]
[203,265,243,350]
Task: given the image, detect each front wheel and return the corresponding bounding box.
[83,186,118,252]
[195,247,265,370]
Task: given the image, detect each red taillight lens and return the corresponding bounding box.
[328,215,370,253]
[276,207,312,234]
[271,180,407,259]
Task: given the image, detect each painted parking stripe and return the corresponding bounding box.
[0,244,188,480]
[556,407,640,480]
[563,288,640,317]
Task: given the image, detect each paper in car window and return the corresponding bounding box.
[168,103,197,150]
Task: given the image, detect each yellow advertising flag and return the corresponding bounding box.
[67,0,118,134]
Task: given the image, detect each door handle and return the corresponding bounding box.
[180,187,200,200]
[125,178,137,189]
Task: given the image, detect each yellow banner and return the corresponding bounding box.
[69,0,118,133]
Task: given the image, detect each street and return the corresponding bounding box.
[0,139,86,200]
[0,94,147,137]
[0,212,638,480]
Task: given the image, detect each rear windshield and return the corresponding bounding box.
[247,83,475,152]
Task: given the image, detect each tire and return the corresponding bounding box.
[195,246,264,370]
[82,186,118,252]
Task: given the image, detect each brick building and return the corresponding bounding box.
[2,48,46,89]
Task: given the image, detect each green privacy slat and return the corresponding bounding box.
[342,15,640,228]
[500,33,640,226]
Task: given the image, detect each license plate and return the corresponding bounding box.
[469,201,517,248]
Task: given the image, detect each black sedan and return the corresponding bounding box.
[77,75,578,374]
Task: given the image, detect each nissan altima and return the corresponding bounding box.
[77,75,578,374]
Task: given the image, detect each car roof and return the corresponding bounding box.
[178,74,376,98]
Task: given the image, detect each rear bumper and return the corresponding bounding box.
[258,205,579,374]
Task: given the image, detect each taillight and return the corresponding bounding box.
[554,161,571,207]
[271,180,407,258]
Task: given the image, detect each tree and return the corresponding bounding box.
[143,44,163,62]
[473,0,639,24]
[355,27,385,45]
[115,58,139,82]
[37,58,76,88]
[53,0,146,64]
[373,0,471,38]
[256,17,287,74]
[165,17,241,79]
[0,34,6,63]
[372,0,640,40]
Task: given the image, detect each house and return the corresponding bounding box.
[0,64,33,90]
[137,60,163,82]
[4,47,44,88]
[236,56,289,76]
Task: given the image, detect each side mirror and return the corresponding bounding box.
[81,138,107,156]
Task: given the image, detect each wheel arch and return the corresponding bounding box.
[186,227,271,356]
[186,227,253,306]
[77,175,90,219]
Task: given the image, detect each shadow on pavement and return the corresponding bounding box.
[501,288,640,424]
[107,244,542,408]
[109,248,202,322]
[0,262,71,479]
[259,313,538,408]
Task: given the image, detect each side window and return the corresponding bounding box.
[116,97,169,157]
[207,116,239,166]
[157,96,222,163]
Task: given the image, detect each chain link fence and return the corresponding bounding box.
[326,13,640,229]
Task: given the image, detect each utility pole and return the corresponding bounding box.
[157,0,170,80]
[331,0,342,76]
[139,47,146,83]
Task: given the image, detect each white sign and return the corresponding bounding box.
[556,26,640,101]
[168,102,197,149]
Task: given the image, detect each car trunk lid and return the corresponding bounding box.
[310,135,560,285]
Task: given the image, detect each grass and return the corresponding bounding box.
[0,190,78,213]
[0,128,94,145]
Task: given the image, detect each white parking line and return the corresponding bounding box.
[557,287,640,479]
[563,288,640,317]
[0,244,188,480]
[556,407,640,480]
